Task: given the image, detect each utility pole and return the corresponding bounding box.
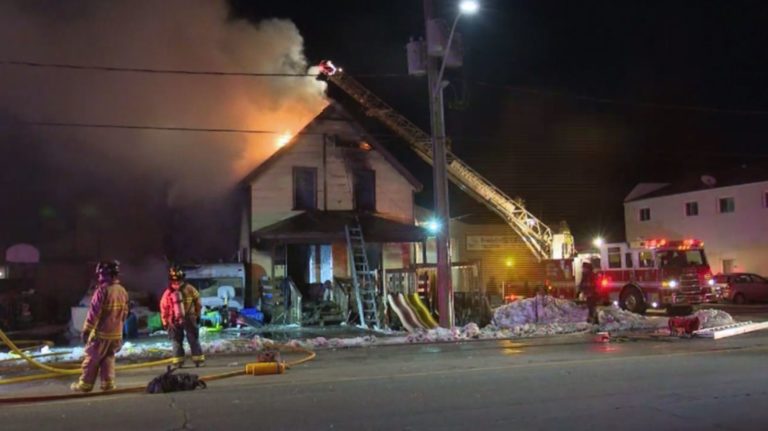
[423,0,454,328]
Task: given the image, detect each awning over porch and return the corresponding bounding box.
[251,211,427,244]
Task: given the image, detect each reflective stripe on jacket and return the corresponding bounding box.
[82,282,129,340]
[160,283,201,327]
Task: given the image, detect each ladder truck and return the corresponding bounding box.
[317,61,573,262]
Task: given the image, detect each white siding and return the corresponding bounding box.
[625,180,768,275]
[249,118,416,231]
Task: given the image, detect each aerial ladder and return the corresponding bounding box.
[318,61,574,261]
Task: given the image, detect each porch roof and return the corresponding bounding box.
[251,211,427,244]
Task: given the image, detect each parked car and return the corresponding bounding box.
[714,273,768,304]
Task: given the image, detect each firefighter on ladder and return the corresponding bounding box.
[71,260,128,392]
[160,265,205,367]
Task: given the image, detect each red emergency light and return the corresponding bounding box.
[596,275,610,290]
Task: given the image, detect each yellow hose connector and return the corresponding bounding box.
[245,361,285,376]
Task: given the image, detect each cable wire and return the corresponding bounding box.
[1,120,325,136]
[0,60,318,77]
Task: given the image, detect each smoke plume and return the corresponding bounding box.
[0,0,328,261]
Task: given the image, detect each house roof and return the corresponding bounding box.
[240,101,422,191]
[625,162,768,202]
[251,210,427,244]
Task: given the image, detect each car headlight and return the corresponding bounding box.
[667,280,678,288]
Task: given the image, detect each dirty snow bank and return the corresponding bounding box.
[598,307,736,332]
[493,296,588,327]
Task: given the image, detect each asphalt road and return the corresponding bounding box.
[2,318,768,431]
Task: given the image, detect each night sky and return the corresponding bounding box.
[232,0,768,244]
[2,0,767,262]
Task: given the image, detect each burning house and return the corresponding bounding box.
[239,102,427,326]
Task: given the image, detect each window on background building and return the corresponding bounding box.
[764,191,768,208]
[718,197,735,214]
[639,207,651,221]
[608,247,622,269]
[685,201,699,216]
[353,169,376,211]
[293,167,317,210]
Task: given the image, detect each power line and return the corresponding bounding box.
[473,81,768,116]
[0,59,412,79]
[5,59,767,116]
[0,60,318,77]
[1,120,324,135]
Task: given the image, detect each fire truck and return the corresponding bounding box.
[506,238,717,314]
[593,238,716,314]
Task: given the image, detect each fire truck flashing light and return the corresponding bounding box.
[643,238,704,249]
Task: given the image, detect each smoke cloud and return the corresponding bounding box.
[0,0,328,261]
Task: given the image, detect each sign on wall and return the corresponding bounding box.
[466,235,518,251]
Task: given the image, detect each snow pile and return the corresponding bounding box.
[694,309,735,328]
[405,327,462,343]
[476,322,592,339]
[598,307,668,332]
[598,307,736,332]
[493,296,588,328]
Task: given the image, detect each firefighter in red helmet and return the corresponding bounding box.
[71,260,129,392]
[160,265,204,367]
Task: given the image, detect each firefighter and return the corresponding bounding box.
[71,260,129,392]
[579,261,598,324]
[160,265,204,367]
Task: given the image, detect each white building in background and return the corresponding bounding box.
[624,170,768,276]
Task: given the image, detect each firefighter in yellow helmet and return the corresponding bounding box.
[160,265,204,367]
[71,260,128,392]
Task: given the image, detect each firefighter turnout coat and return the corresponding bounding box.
[160,283,202,328]
[82,281,129,340]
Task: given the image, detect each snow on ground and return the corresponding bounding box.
[693,309,736,328]
[0,300,739,366]
[493,296,589,327]
[598,307,668,332]
[598,306,737,332]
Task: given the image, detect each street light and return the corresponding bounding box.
[459,0,480,14]
[434,1,479,95]
[424,0,478,328]
[593,237,604,248]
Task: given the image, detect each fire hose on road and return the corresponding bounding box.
[0,327,316,404]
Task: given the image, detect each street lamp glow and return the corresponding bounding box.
[459,0,479,14]
[425,219,442,234]
[592,237,604,248]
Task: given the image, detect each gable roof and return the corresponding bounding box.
[625,162,768,202]
[240,101,422,191]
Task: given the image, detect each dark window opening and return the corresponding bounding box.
[719,197,735,213]
[639,208,651,221]
[293,167,317,210]
[685,201,699,216]
[353,169,376,211]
